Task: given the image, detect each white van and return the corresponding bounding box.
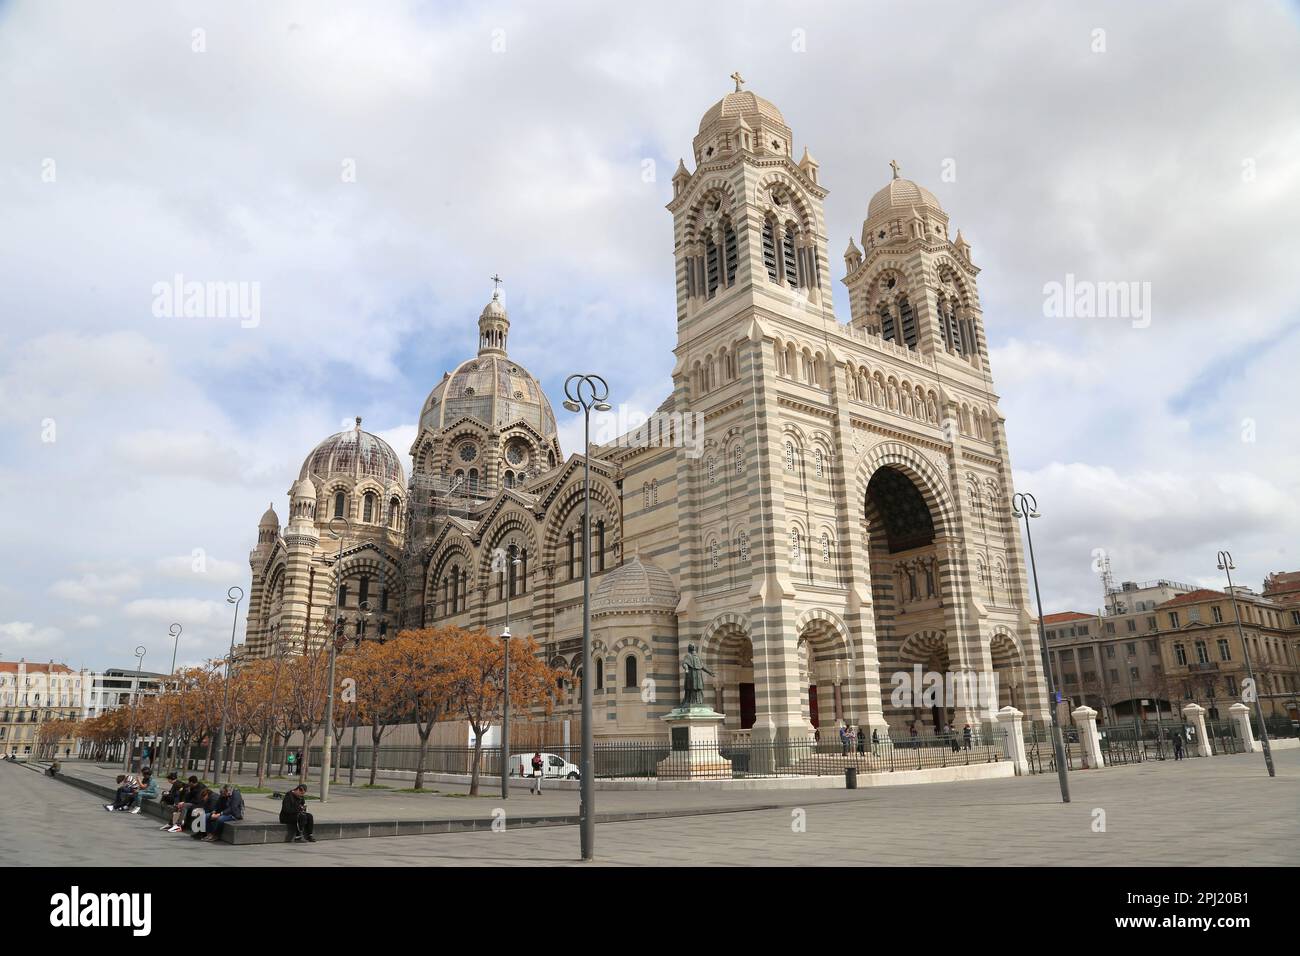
[509,752,580,780]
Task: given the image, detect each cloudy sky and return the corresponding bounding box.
[2,0,1298,672]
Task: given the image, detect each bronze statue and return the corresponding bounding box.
[680,643,713,707]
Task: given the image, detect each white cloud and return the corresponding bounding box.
[122,598,229,625]
[48,572,141,606]
[0,621,63,647]
[155,554,245,581]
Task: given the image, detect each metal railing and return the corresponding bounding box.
[196,732,1008,782]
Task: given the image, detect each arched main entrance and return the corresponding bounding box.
[704,624,755,734]
[864,463,952,737]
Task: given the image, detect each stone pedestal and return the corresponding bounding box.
[1072,705,1104,769]
[995,706,1029,776]
[657,706,733,780]
[1182,702,1211,757]
[1228,702,1257,752]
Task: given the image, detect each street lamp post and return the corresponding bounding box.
[496,545,522,800]
[1217,550,1275,777]
[213,586,244,784]
[321,515,349,802]
[1011,492,1070,803]
[158,622,182,773]
[1124,655,1144,759]
[122,645,146,773]
[563,372,611,860]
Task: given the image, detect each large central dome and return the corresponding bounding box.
[300,418,405,485]
[419,354,557,437]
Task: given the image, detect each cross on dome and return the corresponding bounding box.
[730,71,744,92]
[890,159,901,180]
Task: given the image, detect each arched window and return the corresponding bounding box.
[705,233,720,298]
[519,549,528,595]
[785,441,795,471]
[567,531,576,580]
[596,519,606,572]
[724,222,738,286]
[651,480,659,505]
[707,456,716,484]
[624,655,638,688]
[814,448,824,479]
[738,530,750,561]
[821,533,830,564]
[898,296,918,349]
[467,469,479,494]
[359,575,370,609]
[878,303,896,343]
[363,492,376,523]
[594,657,604,691]
[762,217,779,282]
[450,565,460,614]
[734,444,743,475]
[507,545,518,598]
[333,492,345,518]
[643,483,650,509]
[710,540,720,569]
[790,529,801,563]
[782,225,798,286]
[504,471,515,489]
[388,496,400,528]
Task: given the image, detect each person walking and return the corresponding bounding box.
[280,784,315,842]
[1172,732,1184,761]
[839,722,850,756]
[962,723,973,751]
[856,724,867,756]
[530,751,544,795]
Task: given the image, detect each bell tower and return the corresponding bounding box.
[667,73,831,335]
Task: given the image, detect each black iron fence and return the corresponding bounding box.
[175,731,1008,782]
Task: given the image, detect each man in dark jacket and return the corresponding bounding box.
[280,784,314,843]
[203,785,244,842]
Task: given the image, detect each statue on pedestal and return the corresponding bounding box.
[680,643,713,708]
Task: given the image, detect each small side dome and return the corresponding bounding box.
[290,477,316,500]
[259,503,280,528]
[867,175,944,221]
[591,555,679,617]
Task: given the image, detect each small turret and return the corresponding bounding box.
[256,503,280,548]
[844,236,862,273]
[798,145,819,184]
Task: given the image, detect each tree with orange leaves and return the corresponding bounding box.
[438,626,558,796]
[386,627,454,791]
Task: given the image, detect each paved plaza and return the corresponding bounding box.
[3,748,1296,866]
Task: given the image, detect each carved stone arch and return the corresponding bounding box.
[864,266,910,311]
[541,477,620,568]
[988,624,1026,663]
[856,440,958,538]
[700,611,751,651]
[684,179,739,242]
[612,635,653,659]
[476,509,539,591]
[794,608,852,658]
[898,629,950,667]
[755,171,815,233]
[426,538,473,600]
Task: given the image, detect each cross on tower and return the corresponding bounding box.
[730,71,744,92]
[490,273,503,298]
[889,159,901,180]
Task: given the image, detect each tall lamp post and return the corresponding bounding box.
[214,586,244,783]
[321,515,349,802]
[347,600,371,786]
[563,372,610,860]
[495,545,522,800]
[122,645,146,773]
[158,622,182,772]
[1217,550,1275,777]
[1011,492,1070,803]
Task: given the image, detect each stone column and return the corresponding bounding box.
[1182,702,1211,757]
[995,706,1029,775]
[1072,704,1104,769]
[1228,702,1257,752]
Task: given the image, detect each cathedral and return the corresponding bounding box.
[243,79,1050,744]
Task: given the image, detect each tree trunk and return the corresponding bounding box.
[369,725,382,787]
[469,733,484,796]
[203,736,213,777]
[414,727,432,791]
